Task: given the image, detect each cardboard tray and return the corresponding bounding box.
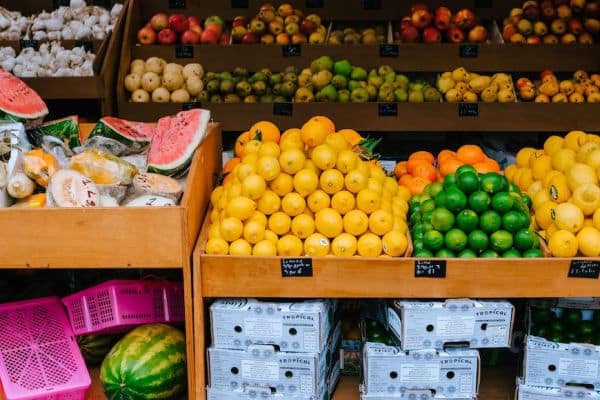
[0,121,222,269]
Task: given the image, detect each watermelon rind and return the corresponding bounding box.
[100,323,187,400]
[147,109,210,176]
[77,334,117,365]
[27,115,80,149]
[89,117,154,147]
[0,70,48,127]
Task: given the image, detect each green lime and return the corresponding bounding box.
[522,248,543,258]
[423,230,445,252]
[456,164,478,176]
[456,171,480,194]
[468,230,489,253]
[562,309,582,327]
[456,209,479,233]
[490,230,514,253]
[435,249,455,258]
[423,184,433,197]
[445,186,468,213]
[491,192,514,214]
[413,239,425,252]
[412,231,424,241]
[422,222,434,232]
[421,199,436,214]
[458,249,478,258]
[410,211,422,226]
[580,321,595,338]
[502,211,523,233]
[444,228,468,252]
[443,173,457,188]
[419,194,432,204]
[413,249,434,258]
[430,208,455,232]
[532,309,553,325]
[480,173,507,195]
[514,229,536,250]
[468,191,491,213]
[434,191,447,208]
[521,193,533,210]
[428,182,444,198]
[518,211,532,230]
[422,211,433,224]
[409,194,422,206]
[480,210,502,233]
[508,182,520,193]
[565,331,579,343]
[502,248,521,258]
[480,249,500,258]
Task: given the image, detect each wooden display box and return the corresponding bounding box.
[1,0,129,115]
[0,121,222,269]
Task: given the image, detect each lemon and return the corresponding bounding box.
[220,217,243,242]
[576,141,600,162]
[547,174,571,203]
[551,148,577,172]
[315,208,344,238]
[564,130,588,151]
[585,149,600,169]
[311,144,337,170]
[320,169,345,194]
[554,202,584,233]
[210,186,224,206]
[542,170,565,190]
[546,223,559,239]
[326,132,350,152]
[242,174,267,200]
[293,169,319,197]
[393,217,408,233]
[268,212,292,235]
[369,166,386,183]
[205,238,229,255]
[304,233,330,256]
[357,233,383,257]
[226,182,243,201]
[356,189,381,214]
[345,169,368,193]
[226,196,256,220]
[534,201,558,230]
[548,230,578,257]
[516,147,536,167]
[577,227,600,257]
[256,156,281,181]
[237,163,257,181]
[291,214,315,239]
[367,178,383,194]
[229,239,253,255]
[210,209,220,224]
[343,209,369,236]
[369,209,394,236]
[382,231,408,257]
[277,235,304,256]
[248,211,268,227]
[566,163,598,191]
[572,183,600,216]
[304,160,321,174]
[307,190,331,213]
[208,221,222,239]
[242,153,258,165]
[331,191,356,215]
[264,230,279,243]
[243,140,262,156]
[336,150,358,174]
[504,164,518,182]
[270,173,294,197]
[531,155,552,181]
[396,186,411,201]
[543,135,564,155]
[279,128,304,151]
[253,240,277,256]
[517,168,534,191]
[258,141,281,158]
[257,190,281,215]
[243,220,266,244]
[383,177,399,195]
[281,192,306,216]
[279,148,306,175]
[331,233,358,257]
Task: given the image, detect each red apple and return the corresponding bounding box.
[579,32,594,42]
[569,18,584,34]
[137,25,157,44]
[585,2,600,18]
[541,5,558,21]
[181,29,200,44]
[150,13,169,31]
[502,24,518,41]
[411,3,429,14]
[169,14,189,34]
[190,24,203,36]
[300,18,317,34]
[284,15,300,25]
[400,26,420,42]
[516,77,534,89]
[157,28,176,44]
[219,33,230,45]
[434,7,452,30]
[551,18,567,34]
[527,36,542,43]
[422,27,441,43]
[231,25,247,41]
[275,32,291,44]
[204,16,225,29]
[543,33,559,43]
[261,33,275,44]
[188,16,201,27]
[411,9,432,29]
[268,19,284,35]
[454,9,476,30]
[205,22,223,37]
[250,18,266,35]
[585,18,600,33]
[291,32,307,44]
[400,16,413,30]
[561,32,577,42]
[232,16,247,28]
[510,32,527,43]
[540,69,555,79]
[278,3,293,17]
[200,28,219,44]
[241,32,259,44]
[557,4,573,19]
[448,27,465,43]
[468,25,488,42]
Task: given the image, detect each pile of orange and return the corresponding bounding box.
[394,145,500,195]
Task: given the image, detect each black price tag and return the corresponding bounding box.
[415,260,447,278]
[92,0,110,8]
[176,44,194,58]
[475,0,493,8]
[20,40,38,51]
[460,44,478,58]
[568,260,600,279]
[458,103,478,117]
[282,44,301,57]
[281,258,313,277]
[182,102,203,110]
[363,0,382,9]
[169,0,187,8]
[231,0,249,8]
[273,102,293,116]
[378,103,397,116]
[75,40,93,52]
[306,0,324,8]
[380,44,399,58]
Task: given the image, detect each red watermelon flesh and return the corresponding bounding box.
[147,109,210,176]
[0,70,48,124]
[89,116,155,146]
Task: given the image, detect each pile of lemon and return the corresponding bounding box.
[506,130,600,257]
[206,116,409,257]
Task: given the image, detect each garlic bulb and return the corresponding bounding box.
[47,31,61,41]
[45,18,63,31]
[61,27,74,40]
[110,4,123,19]
[0,15,10,30]
[33,31,48,41]
[1,59,15,72]
[70,0,86,10]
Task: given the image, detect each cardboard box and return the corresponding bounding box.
[210,299,337,353]
[388,300,515,350]
[516,382,600,400]
[524,335,600,390]
[362,342,480,397]
[361,392,475,400]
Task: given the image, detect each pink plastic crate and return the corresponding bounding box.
[62,280,185,335]
[0,296,91,400]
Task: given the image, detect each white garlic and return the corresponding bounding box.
[20,70,36,78]
[1,59,15,72]
[84,15,98,26]
[55,68,74,77]
[12,65,25,76]
[32,31,48,41]
[110,4,123,19]
[75,25,92,40]
[69,20,83,30]
[70,0,86,10]
[0,15,10,30]
[0,48,16,58]
[30,55,43,65]
[39,43,49,55]
[31,19,46,31]
[99,12,110,26]
[61,27,74,40]
[47,31,61,40]
[69,54,83,66]
[45,18,62,31]
[38,11,50,20]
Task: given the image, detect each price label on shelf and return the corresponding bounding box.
[306,0,324,8]
[568,260,600,279]
[20,40,38,51]
[460,44,478,58]
[415,260,446,278]
[169,0,187,9]
[363,0,382,10]
[281,258,313,277]
[458,103,478,117]
[378,103,398,116]
[380,44,399,58]
[182,102,203,111]
[176,44,194,58]
[282,44,301,57]
[273,102,293,116]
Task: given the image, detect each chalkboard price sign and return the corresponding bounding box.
[182,102,203,111]
[378,103,398,116]
[380,44,399,58]
[459,103,478,117]
[176,44,194,58]
[281,258,313,277]
[568,260,600,279]
[169,0,187,9]
[415,260,447,278]
[282,44,301,57]
[273,102,293,116]
[460,44,478,58]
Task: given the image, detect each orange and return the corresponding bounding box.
[437,149,457,165]
[235,131,251,157]
[409,151,435,165]
[411,162,438,182]
[406,176,431,195]
[325,132,350,152]
[439,158,464,176]
[249,121,281,143]
[456,144,486,164]
[223,157,241,173]
[337,129,363,146]
[398,174,414,188]
[308,116,336,133]
[279,128,304,151]
[406,159,430,175]
[394,161,408,179]
[301,119,331,147]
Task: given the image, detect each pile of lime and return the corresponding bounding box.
[409,166,544,258]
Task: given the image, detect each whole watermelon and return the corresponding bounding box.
[77,334,117,365]
[100,324,186,400]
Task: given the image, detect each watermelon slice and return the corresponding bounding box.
[28,115,81,149]
[0,69,48,127]
[88,116,155,147]
[147,109,210,176]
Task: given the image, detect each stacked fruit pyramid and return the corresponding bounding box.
[206,116,410,258]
